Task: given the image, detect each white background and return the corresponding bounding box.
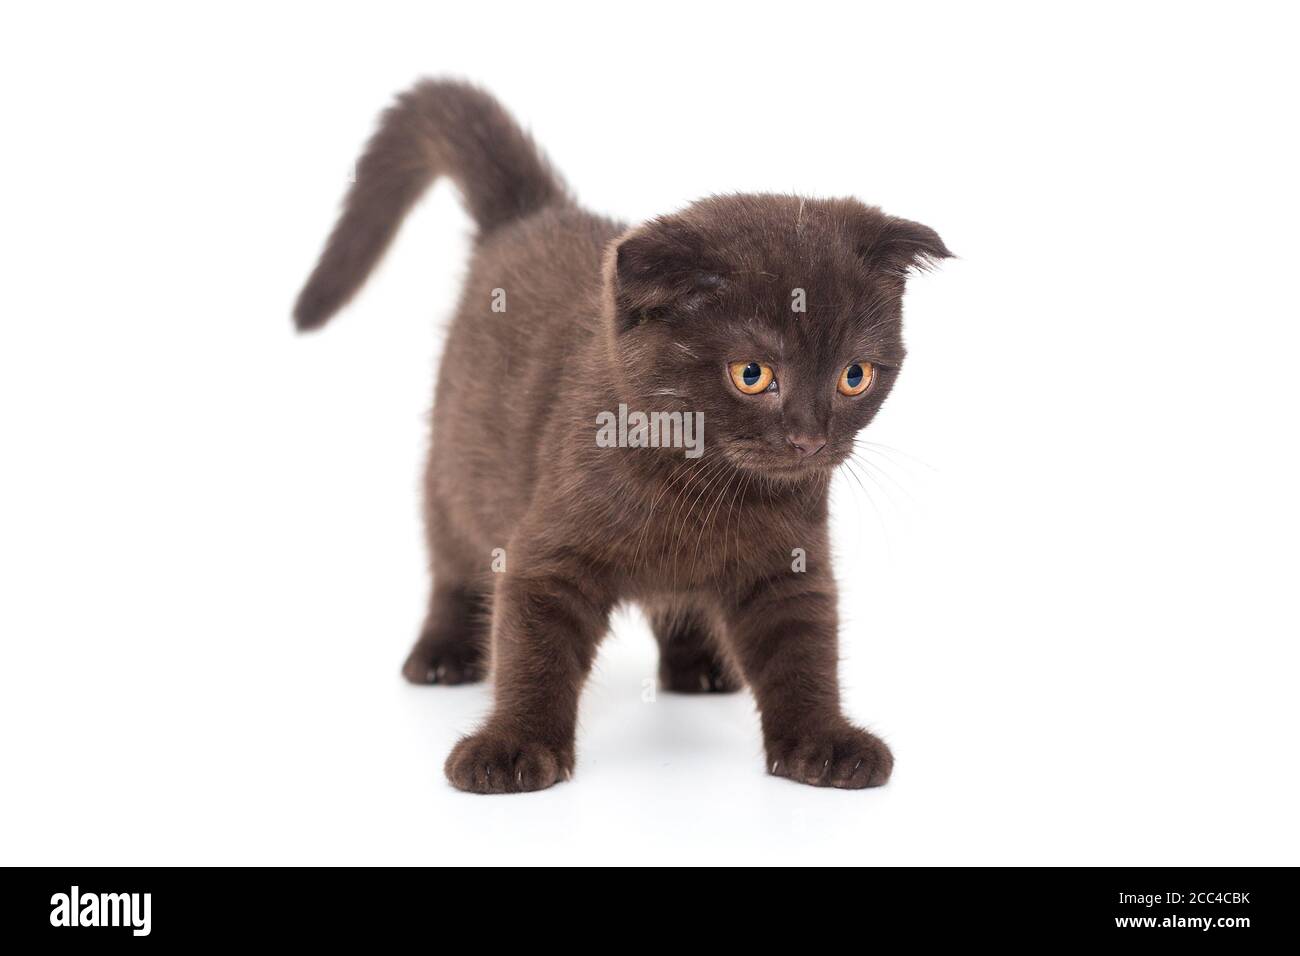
[2,1,1297,865]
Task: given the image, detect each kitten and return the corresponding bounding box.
[294,80,950,793]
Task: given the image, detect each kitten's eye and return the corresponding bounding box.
[728,361,775,395]
[838,362,874,396]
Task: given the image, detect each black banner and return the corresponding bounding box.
[4,867,1291,945]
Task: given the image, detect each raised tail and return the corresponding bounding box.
[293,80,566,330]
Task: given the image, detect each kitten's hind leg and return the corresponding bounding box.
[649,604,744,694]
[402,582,489,685]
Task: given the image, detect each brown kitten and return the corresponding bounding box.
[294,80,950,793]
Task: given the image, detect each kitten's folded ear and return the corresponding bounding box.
[857,213,953,277]
[604,219,726,332]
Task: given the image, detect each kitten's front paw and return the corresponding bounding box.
[766,723,893,789]
[444,728,574,794]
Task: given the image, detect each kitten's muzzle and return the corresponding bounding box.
[785,433,827,459]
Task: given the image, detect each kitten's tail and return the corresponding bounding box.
[293,79,565,331]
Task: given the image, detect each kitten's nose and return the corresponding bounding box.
[786,433,827,458]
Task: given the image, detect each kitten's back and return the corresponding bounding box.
[429,204,621,542]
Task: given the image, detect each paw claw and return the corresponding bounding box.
[766,723,892,790]
[402,637,486,686]
[660,659,743,694]
[445,729,573,794]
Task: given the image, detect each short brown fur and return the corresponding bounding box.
[294,80,950,793]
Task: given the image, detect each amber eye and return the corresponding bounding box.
[838,362,874,396]
[729,361,775,395]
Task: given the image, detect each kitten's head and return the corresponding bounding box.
[603,194,950,480]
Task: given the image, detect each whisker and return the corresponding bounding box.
[724,468,754,577]
[852,445,918,510]
[845,452,902,515]
[690,466,740,583]
[659,456,727,581]
[629,456,693,573]
[671,457,733,589]
[854,439,936,474]
[840,458,892,553]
